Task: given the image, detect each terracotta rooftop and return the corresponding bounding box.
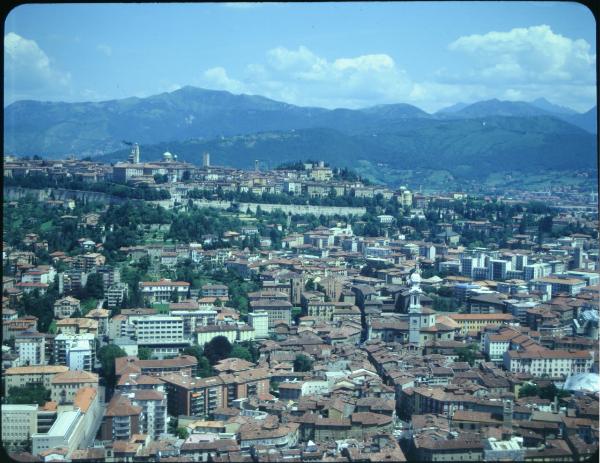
[105,394,143,417]
[51,370,99,384]
[73,387,97,413]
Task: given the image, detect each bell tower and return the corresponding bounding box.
[408,261,423,346]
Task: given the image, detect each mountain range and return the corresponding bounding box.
[4,86,597,182]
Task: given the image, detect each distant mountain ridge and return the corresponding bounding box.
[93,115,597,182]
[438,98,596,133]
[4,87,597,158]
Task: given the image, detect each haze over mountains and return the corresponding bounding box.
[4,86,597,181]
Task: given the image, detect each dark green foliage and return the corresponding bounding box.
[293,354,313,372]
[196,356,213,378]
[275,161,306,171]
[207,269,260,316]
[230,345,252,362]
[81,273,104,300]
[166,207,242,243]
[7,385,51,406]
[518,383,539,398]
[14,286,58,332]
[203,336,233,365]
[456,344,479,366]
[138,347,153,360]
[98,344,127,387]
[92,117,596,182]
[176,427,189,439]
[519,382,570,400]
[182,345,213,377]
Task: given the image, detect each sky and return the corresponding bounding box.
[3,2,597,112]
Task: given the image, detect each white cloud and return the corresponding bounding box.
[199,27,595,113]
[448,25,595,84]
[201,46,413,109]
[96,44,112,57]
[202,67,247,94]
[4,32,71,103]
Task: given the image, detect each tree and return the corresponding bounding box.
[7,385,51,406]
[230,345,252,362]
[455,344,478,366]
[138,347,152,360]
[203,336,232,365]
[293,354,313,372]
[519,383,539,398]
[98,344,127,387]
[83,272,104,300]
[196,356,213,378]
[176,427,189,439]
[182,345,213,377]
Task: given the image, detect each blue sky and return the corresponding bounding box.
[4,2,596,112]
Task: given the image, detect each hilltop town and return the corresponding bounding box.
[2,149,599,462]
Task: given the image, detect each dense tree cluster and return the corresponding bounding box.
[6,385,51,406]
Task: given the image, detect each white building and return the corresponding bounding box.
[32,409,85,456]
[484,436,524,461]
[15,331,46,366]
[131,390,168,439]
[53,296,81,319]
[503,349,594,378]
[106,282,129,309]
[129,315,185,345]
[54,333,96,372]
[1,404,38,449]
[139,279,190,304]
[67,340,93,371]
[248,312,269,339]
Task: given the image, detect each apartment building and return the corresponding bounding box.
[196,323,255,345]
[74,252,106,273]
[55,318,98,335]
[248,311,269,339]
[161,374,225,418]
[131,389,168,439]
[53,296,81,319]
[15,330,46,366]
[139,279,190,303]
[250,299,293,328]
[50,370,100,404]
[306,301,356,322]
[54,333,96,371]
[535,276,587,296]
[115,355,198,378]
[32,387,101,457]
[161,365,270,418]
[201,284,229,298]
[503,349,594,377]
[1,404,38,449]
[5,365,69,393]
[106,282,129,309]
[128,314,187,358]
[85,308,110,337]
[448,313,517,334]
[100,393,143,441]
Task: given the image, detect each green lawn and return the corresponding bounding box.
[153,303,170,314]
[40,220,54,232]
[81,298,98,315]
